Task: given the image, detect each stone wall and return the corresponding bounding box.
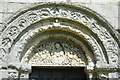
[0,0,119,79]
[0,0,120,30]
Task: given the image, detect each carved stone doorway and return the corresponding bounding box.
[29,67,88,80]
[0,2,119,79]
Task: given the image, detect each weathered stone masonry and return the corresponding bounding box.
[0,1,120,79]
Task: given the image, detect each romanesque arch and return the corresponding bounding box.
[0,2,119,79]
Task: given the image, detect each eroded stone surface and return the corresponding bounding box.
[0,2,119,79]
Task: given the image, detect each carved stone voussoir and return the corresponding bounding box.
[0,2,119,71]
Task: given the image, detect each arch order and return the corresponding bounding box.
[0,2,119,70]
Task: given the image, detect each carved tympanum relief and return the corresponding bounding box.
[0,3,119,78]
[0,2,119,79]
[29,41,86,66]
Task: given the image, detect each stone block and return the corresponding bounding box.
[71,0,90,3]
[91,0,120,2]
[0,13,3,22]
[0,2,29,13]
[86,3,119,29]
[2,13,13,21]
[0,0,68,3]
[118,17,120,29]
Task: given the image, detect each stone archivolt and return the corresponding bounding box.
[0,2,119,79]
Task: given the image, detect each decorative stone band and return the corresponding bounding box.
[0,2,119,70]
[17,22,95,67]
[6,19,119,68]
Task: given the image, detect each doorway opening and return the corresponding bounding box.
[29,66,88,80]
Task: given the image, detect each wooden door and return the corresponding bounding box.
[29,67,88,80]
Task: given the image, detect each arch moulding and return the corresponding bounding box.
[0,2,119,79]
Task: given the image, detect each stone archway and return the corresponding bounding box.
[0,2,119,79]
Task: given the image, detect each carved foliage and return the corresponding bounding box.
[0,4,119,66]
[8,26,19,36]
[18,19,27,28]
[29,41,86,66]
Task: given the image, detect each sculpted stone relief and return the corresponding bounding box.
[15,23,100,68]
[0,3,119,69]
[29,41,86,66]
[0,23,6,35]
[18,19,27,28]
